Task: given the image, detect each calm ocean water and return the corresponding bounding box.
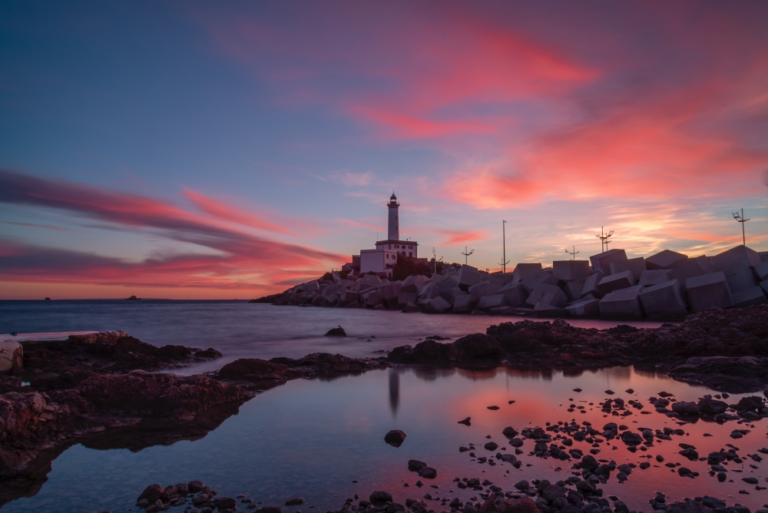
[0,300,664,374]
[4,301,764,512]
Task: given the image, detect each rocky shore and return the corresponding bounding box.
[2,305,768,510]
[388,305,768,393]
[0,332,387,506]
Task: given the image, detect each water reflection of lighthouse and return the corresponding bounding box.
[389,368,400,417]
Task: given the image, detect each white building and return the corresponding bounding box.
[358,193,419,278]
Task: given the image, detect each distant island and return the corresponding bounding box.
[126,295,141,300]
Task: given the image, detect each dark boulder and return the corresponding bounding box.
[384,430,407,447]
[370,491,393,505]
[453,334,503,360]
[324,326,347,337]
[697,396,728,415]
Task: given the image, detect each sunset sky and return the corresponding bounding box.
[1,1,767,299]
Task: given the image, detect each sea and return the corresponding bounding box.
[0,301,765,512]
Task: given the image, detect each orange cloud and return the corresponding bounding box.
[438,229,489,246]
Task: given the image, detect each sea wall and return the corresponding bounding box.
[266,246,768,321]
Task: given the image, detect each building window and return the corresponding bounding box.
[409,252,412,257]
[395,245,399,248]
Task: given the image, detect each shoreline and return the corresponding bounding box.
[1,306,767,509]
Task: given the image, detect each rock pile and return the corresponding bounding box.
[388,305,768,391]
[262,246,768,321]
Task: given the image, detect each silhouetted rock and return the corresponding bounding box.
[384,430,407,447]
[324,326,347,337]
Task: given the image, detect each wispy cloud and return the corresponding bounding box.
[0,169,345,294]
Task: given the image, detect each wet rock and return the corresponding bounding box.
[620,431,643,445]
[285,498,304,506]
[665,500,714,513]
[458,417,471,426]
[671,402,700,417]
[484,442,499,451]
[188,481,204,492]
[408,460,426,471]
[138,484,165,504]
[736,396,764,411]
[324,326,347,337]
[697,396,729,415]
[417,466,437,479]
[215,497,237,509]
[384,430,407,447]
[370,491,393,505]
[478,496,540,513]
[502,426,519,438]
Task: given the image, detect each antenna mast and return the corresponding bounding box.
[461,246,475,266]
[595,226,614,253]
[498,220,510,273]
[565,245,580,260]
[732,208,750,246]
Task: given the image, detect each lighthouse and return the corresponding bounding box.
[387,192,399,241]
[357,192,419,278]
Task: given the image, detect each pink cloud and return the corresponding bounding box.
[0,170,345,295]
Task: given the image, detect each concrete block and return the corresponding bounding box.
[458,265,482,291]
[711,246,762,276]
[762,280,768,296]
[565,298,600,318]
[562,280,585,301]
[468,281,502,297]
[476,294,506,311]
[526,283,568,308]
[439,287,465,306]
[436,275,459,292]
[361,274,383,287]
[590,249,628,276]
[414,275,431,295]
[303,281,320,293]
[522,268,556,293]
[759,251,768,262]
[726,266,758,294]
[552,260,591,282]
[365,291,384,307]
[685,271,733,312]
[581,272,604,298]
[639,269,673,287]
[425,296,451,313]
[340,290,360,304]
[380,283,402,301]
[401,302,421,313]
[418,283,440,300]
[732,286,768,308]
[597,270,636,296]
[755,259,768,282]
[646,249,688,270]
[638,279,686,315]
[453,294,480,313]
[398,291,417,306]
[401,275,418,293]
[671,256,715,290]
[609,257,647,281]
[498,282,527,307]
[599,285,644,320]
[489,272,517,287]
[533,303,568,318]
[512,263,542,283]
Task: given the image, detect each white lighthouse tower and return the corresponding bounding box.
[358,192,419,277]
[387,192,399,241]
